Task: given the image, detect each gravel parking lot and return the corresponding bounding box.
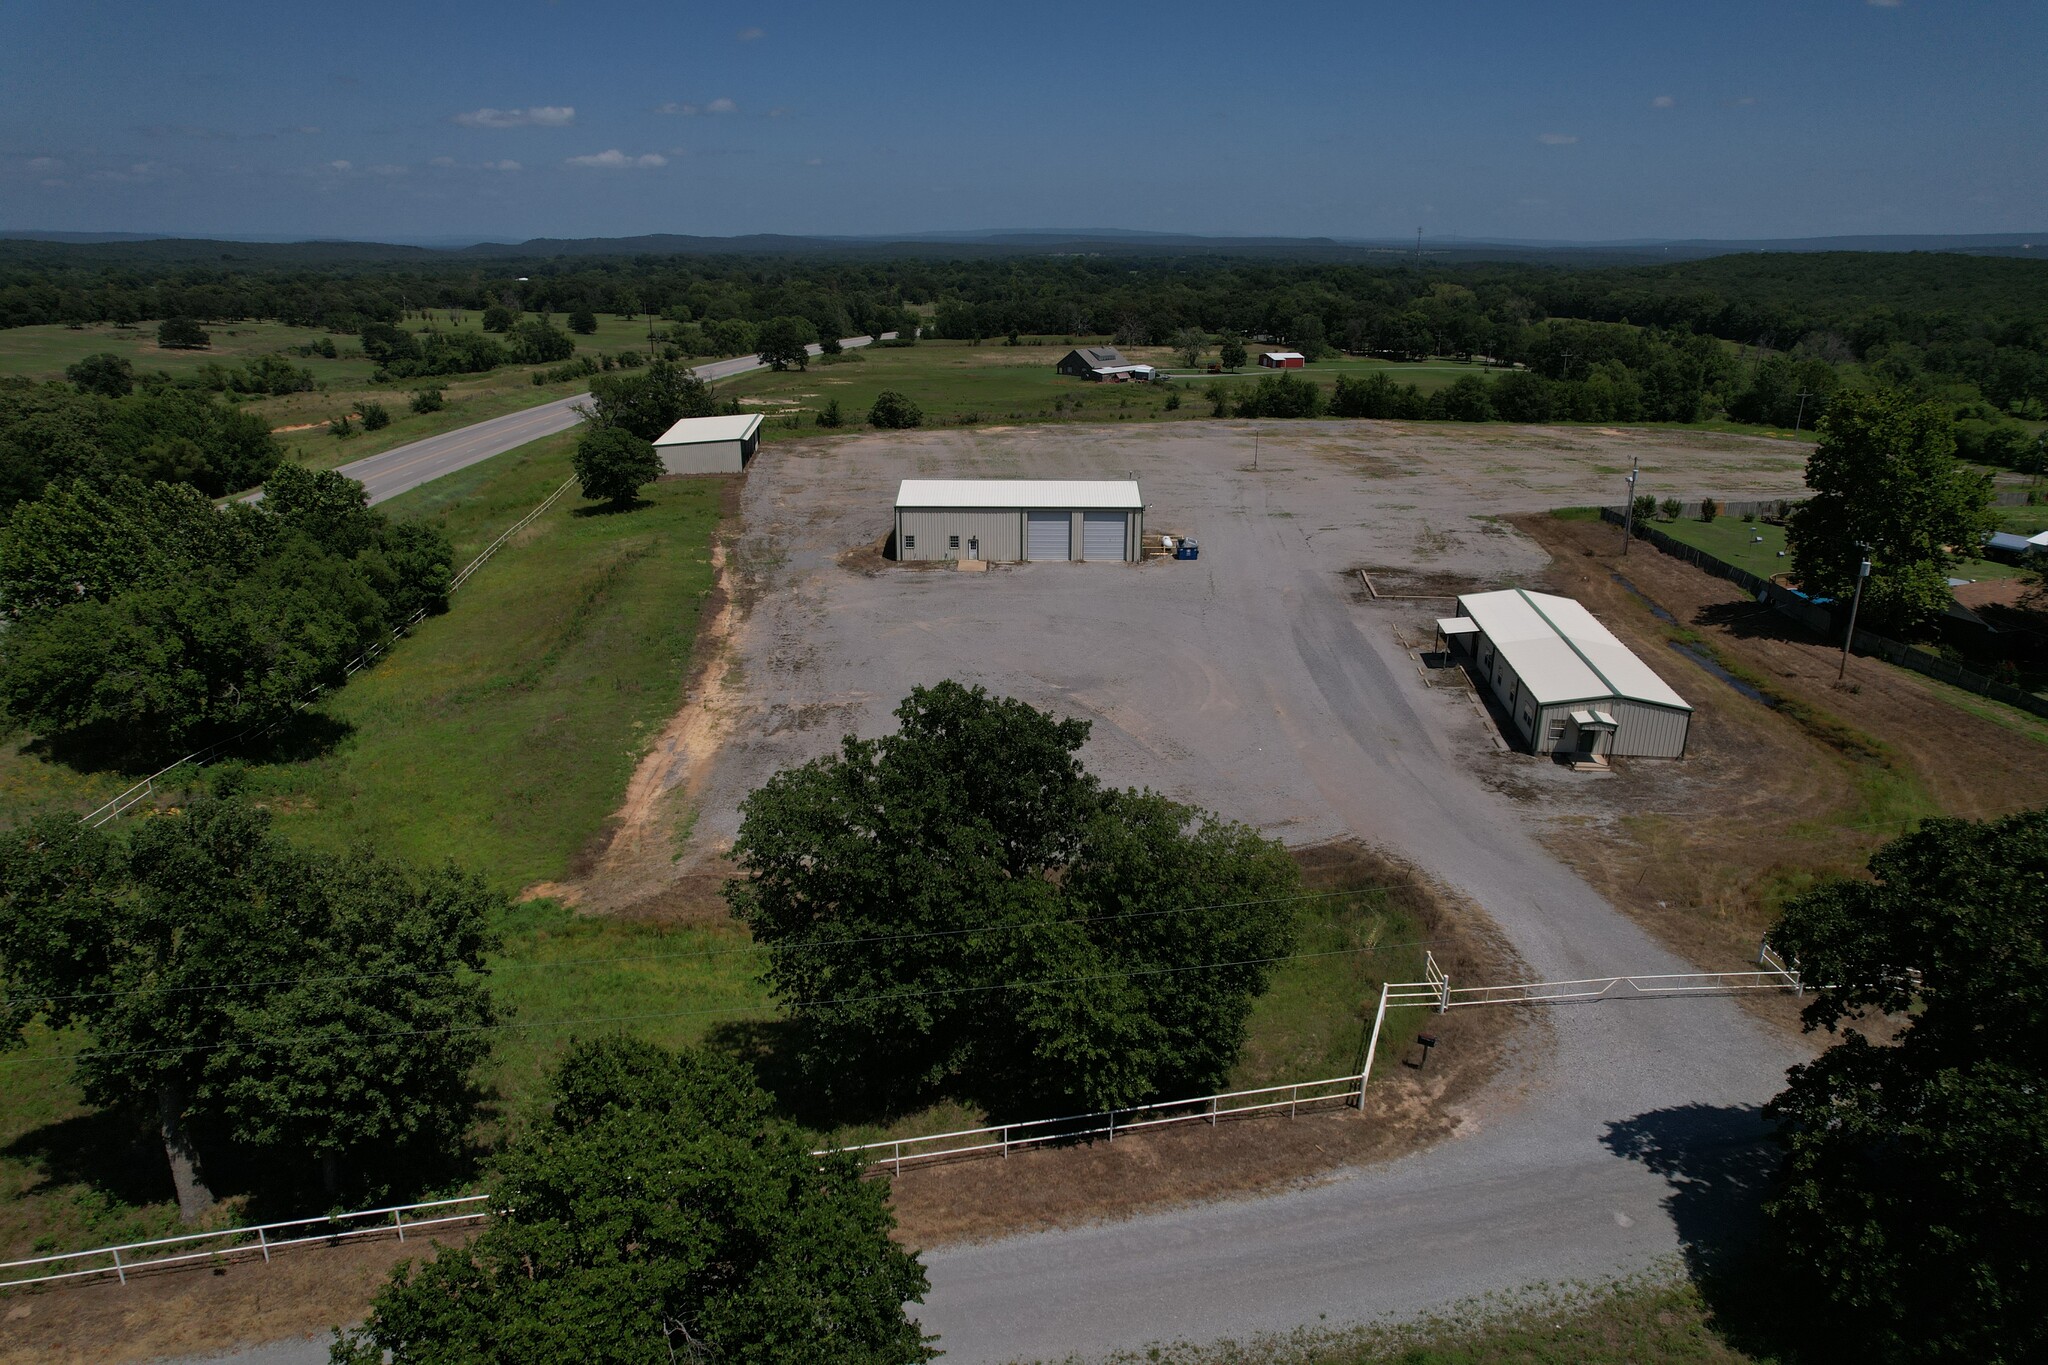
[688,418,1809,873]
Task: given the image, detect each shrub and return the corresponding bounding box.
[329,413,355,438]
[480,304,516,333]
[409,388,444,414]
[817,398,844,428]
[1659,497,1683,522]
[1631,493,1657,528]
[358,401,390,431]
[567,309,598,336]
[1700,496,1720,522]
[867,390,923,429]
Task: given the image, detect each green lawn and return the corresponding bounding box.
[1654,513,2030,583]
[252,430,722,884]
[0,318,376,384]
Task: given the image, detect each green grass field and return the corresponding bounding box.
[1653,512,2029,583]
[727,340,1509,443]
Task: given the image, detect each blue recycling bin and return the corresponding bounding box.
[1174,540,1200,561]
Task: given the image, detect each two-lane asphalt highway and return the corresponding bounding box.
[339,333,888,505]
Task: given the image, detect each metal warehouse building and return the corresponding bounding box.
[893,479,1144,563]
[1439,588,1693,760]
[653,413,763,476]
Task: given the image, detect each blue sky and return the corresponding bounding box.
[2,0,2042,242]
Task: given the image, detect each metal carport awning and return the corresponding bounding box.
[1569,708,1618,730]
[1436,618,1481,635]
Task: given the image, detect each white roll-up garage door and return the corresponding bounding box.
[1081,512,1126,561]
[1026,511,1071,561]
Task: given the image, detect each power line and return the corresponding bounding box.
[9,887,1393,1009]
[0,937,1435,1071]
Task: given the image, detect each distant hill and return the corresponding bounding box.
[0,228,2040,268]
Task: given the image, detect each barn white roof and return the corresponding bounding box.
[1457,588,1691,711]
[654,413,764,445]
[895,479,1143,510]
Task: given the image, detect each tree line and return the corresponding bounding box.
[5,246,2044,421]
[0,464,451,763]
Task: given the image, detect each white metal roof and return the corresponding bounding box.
[895,479,1143,511]
[1458,588,1691,711]
[653,413,764,445]
[1262,351,1306,361]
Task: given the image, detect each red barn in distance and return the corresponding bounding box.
[1259,351,1306,368]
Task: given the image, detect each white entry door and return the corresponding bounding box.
[1026,511,1071,561]
[1081,512,1126,561]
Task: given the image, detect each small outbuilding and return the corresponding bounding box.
[894,479,1144,563]
[1056,345,1127,378]
[652,413,763,476]
[1085,363,1157,383]
[1438,588,1693,761]
[1259,351,1306,368]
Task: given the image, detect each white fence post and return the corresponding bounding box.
[1359,982,1392,1104]
[393,1210,405,1242]
[111,1247,125,1285]
[258,1227,269,1263]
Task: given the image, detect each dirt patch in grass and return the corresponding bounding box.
[0,1225,475,1365]
[888,840,1530,1247]
[1506,512,2048,1001]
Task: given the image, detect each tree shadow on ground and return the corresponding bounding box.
[701,1018,928,1132]
[20,709,356,784]
[2,1108,177,1211]
[1694,599,1830,647]
[570,497,651,518]
[1603,1102,1846,1364]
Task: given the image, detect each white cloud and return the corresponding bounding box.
[660,97,737,116]
[1867,0,1902,7]
[1727,95,1759,107]
[805,156,824,167]
[566,149,666,169]
[1651,95,1676,109]
[455,105,575,128]
[485,159,523,172]
[768,106,791,118]
[27,156,62,171]
[430,155,457,167]
[295,125,321,135]
[328,159,353,171]
[736,26,765,39]
[1537,132,1578,145]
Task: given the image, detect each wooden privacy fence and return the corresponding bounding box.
[1601,505,2048,721]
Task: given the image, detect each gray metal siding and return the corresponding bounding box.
[657,439,745,476]
[896,509,1023,562]
[1605,699,1691,759]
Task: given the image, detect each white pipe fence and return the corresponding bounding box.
[3,941,1811,1293]
[812,1073,1372,1175]
[75,476,577,830]
[0,1195,488,1291]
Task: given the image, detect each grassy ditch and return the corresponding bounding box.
[251,430,725,884]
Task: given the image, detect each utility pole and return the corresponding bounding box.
[1838,549,1872,681]
[1254,428,1260,470]
[1620,453,1641,555]
[1415,227,1422,262]
[1793,389,1815,434]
